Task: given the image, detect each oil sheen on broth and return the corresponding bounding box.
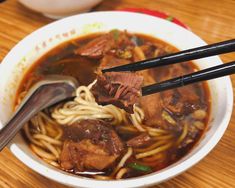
[16,30,210,180]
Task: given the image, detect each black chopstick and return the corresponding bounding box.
[102,39,235,73]
[141,61,235,96]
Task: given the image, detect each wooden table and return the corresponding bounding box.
[0,0,235,187]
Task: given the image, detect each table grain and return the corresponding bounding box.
[0,0,235,187]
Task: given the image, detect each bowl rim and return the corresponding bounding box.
[1,11,233,188]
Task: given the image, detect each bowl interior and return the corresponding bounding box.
[0,12,233,188]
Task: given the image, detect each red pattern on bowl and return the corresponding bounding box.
[119,8,190,30]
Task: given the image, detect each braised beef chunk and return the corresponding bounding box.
[99,55,130,70]
[63,120,124,154]
[161,90,182,114]
[127,133,152,148]
[75,33,115,59]
[75,30,134,59]
[140,93,166,127]
[152,64,200,110]
[60,140,118,171]
[91,72,144,113]
[60,141,74,170]
[161,86,200,115]
[60,120,124,171]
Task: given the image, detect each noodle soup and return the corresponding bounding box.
[16,30,210,180]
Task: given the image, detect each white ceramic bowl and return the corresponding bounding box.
[0,12,233,188]
[18,0,103,19]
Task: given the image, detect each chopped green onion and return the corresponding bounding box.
[127,162,152,173]
[166,16,174,22]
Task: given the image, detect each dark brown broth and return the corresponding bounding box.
[16,32,210,179]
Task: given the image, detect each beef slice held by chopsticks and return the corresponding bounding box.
[91,72,143,113]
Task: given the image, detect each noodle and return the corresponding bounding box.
[30,115,46,135]
[23,112,62,164]
[112,147,133,176]
[30,144,57,161]
[54,128,63,140]
[134,46,146,61]
[44,159,60,167]
[136,143,172,159]
[142,153,164,162]
[94,175,112,180]
[37,115,47,135]
[176,122,188,145]
[41,140,60,158]
[52,82,125,125]
[130,105,146,132]
[33,134,62,146]
[134,139,168,153]
[145,126,168,134]
[153,134,173,140]
[117,147,133,169]
[23,123,44,147]
[117,125,138,133]
[116,168,129,179]
[148,131,165,137]
[40,112,59,126]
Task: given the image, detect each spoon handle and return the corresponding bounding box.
[0,77,77,151]
[0,89,44,150]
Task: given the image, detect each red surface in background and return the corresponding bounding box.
[119,8,189,30]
